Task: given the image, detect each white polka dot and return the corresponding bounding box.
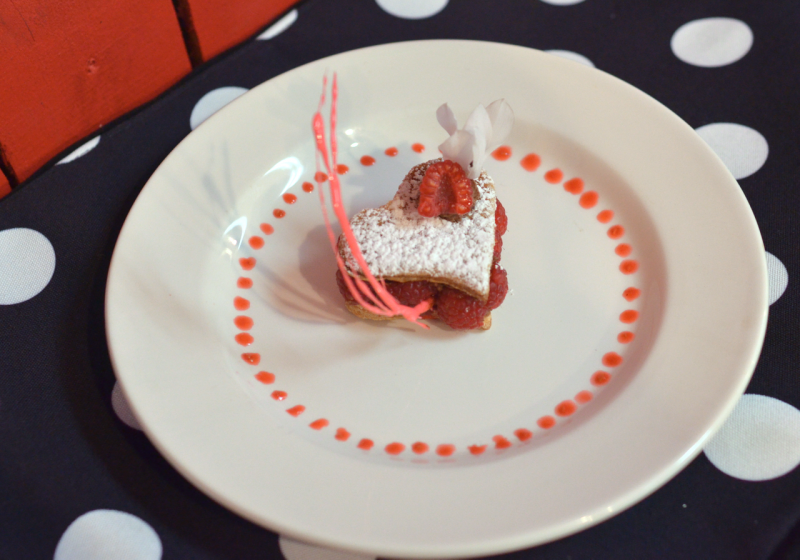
[257,9,298,39]
[112,381,142,430]
[375,0,447,19]
[279,536,375,560]
[671,17,753,67]
[190,87,249,130]
[58,136,101,164]
[546,49,595,67]
[0,228,56,305]
[704,394,800,481]
[540,0,585,5]
[766,252,788,305]
[55,510,162,560]
[695,123,768,179]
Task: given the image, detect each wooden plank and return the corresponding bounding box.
[184,0,299,61]
[0,0,192,182]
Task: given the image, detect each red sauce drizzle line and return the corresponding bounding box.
[493,435,512,449]
[237,277,253,289]
[555,400,577,417]
[271,390,287,400]
[607,225,624,239]
[385,147,398,157]
[385,442,405,455]
[591,371,611,386]
[575,390,593,404]
[273,209,286,219]
[255,371,275,384]
[248,236,264,249]
[620,309,639,323]
[412,442,429,454]
[357,438,374,450]
[468,444,487,455]
[310,418,329,430]
[234,316,253,330]
[618,331,635,343]
[241,353,260,365]
[563,178,584,194]
[514,428,533,442]
[491,145,512,161]
[602,352,623,367]
[302,181,314,192]
[619,259,639,274]
[537,416,556,429]
[239,257,255,270]
[235,333,253,346]
[544,169,564,184]
[615,243,632,257]
[623,287,641,301]
[579,191,598,209]
[411,143,425,153]
[314,171,328,183]
[283,193,297,204]
[360,155,375,166]
[436,444,456,457]
[597,210,614,223]
[260,223,274,235]
[234,296,250,310]
[287,405,305,416]
[520,153,541,172]
[335,428,350,441]
[336,164,349,175]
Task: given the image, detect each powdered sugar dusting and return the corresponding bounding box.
[340,160,497,298]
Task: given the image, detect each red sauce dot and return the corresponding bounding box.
[234,316,253,330]
[411,143,425,153]
[620,309,639,323]
[579,191,599,209]
[234,296,250,310]
[520,153,541,171]
[491,146,512,161]
[273,209,286,219]
[255,371,275,384]
[607,225,625,239]
[602,352,623,367]
[271,390,287,401]
[436,444,456,457]
[242,353,260,365]
[564,178,584,194]
[237,277,253,289]
[314,171,328,183]
[287,405,305,416]
[618,331,635,343]
[283,193,297,204]
[235,333,254,346]
[357,438,374,450]
[385,147,398,157]
[544,169,564,183]
[597,210,614,223]
[260,223,274,235]
[620,260,639,274]
[412,442,429,454]
[575,390,593,404]
[336,164,349,175]
[493,435,512,449]
[335,428,350,441]
[310,418,329,430]
[514,428,533,442]
[537,416,556,429]
[615,243,632,257]
[302,181,314,193]
[468,444,487,455]
[239,257,255,270]
[591,371,611,386]
[623,287,641,301]
[555,400,577,417]
[248,236,264,249]
[385,442,405,455]
[360,155,376,166]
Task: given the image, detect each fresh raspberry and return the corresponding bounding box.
[436,287,489,330]
[486,264,508,310]
[495,199,507,236]
[385,280,438,307]
[493,232,503,264]
[418,160,473,217]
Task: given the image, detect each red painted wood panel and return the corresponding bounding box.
[0,0,192,182]
[186,0,299,61]
[0,171,10,200]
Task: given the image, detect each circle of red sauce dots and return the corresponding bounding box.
[239,257,255,270]
[563,178,584,194]
[412,143,425,153]
[314,171,327,183]
[273,209,286,219]
[302,181,314,192]
[469,445,487,455]
[618,331,635,343]
[360,155,375,166]
[385,442,405,455]
[412,442,429,454]
[248,236,264,249]
[575,390,593,404]
[287,405,305,416]
[597,210,614,223]
[335,428,350,441]
[234,297,249,310]
[579,191,598,208]
[620,260,639,274]
[310,418,329,430]
[515,428,533,442]
[537,416,556,429]
[271,390,287,400]
[491,146,512,161]
[493,435,512,449]
[255,371,274,384]
[283,193,297,204]
[555,400,577,417]
[358,439,374,450]
[592,371,611,386]
[615,243,632,257]
[544,169,563,183]
[237,277,253,289]
[607,225,624,239]
[260,223,274,235]
[520,153,541,171]
[336,164,349,175]
[235,333,253,346]
[602,352,623,367]
[436,444,456,457]
[620,310,639,323]
[623,287,641,301]
[385,147,398,157]
[234,316,253,330]
[242,353,260,365]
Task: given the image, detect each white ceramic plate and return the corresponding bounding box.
[106,40,767,558]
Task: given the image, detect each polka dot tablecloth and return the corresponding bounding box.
[1,1,799,558]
